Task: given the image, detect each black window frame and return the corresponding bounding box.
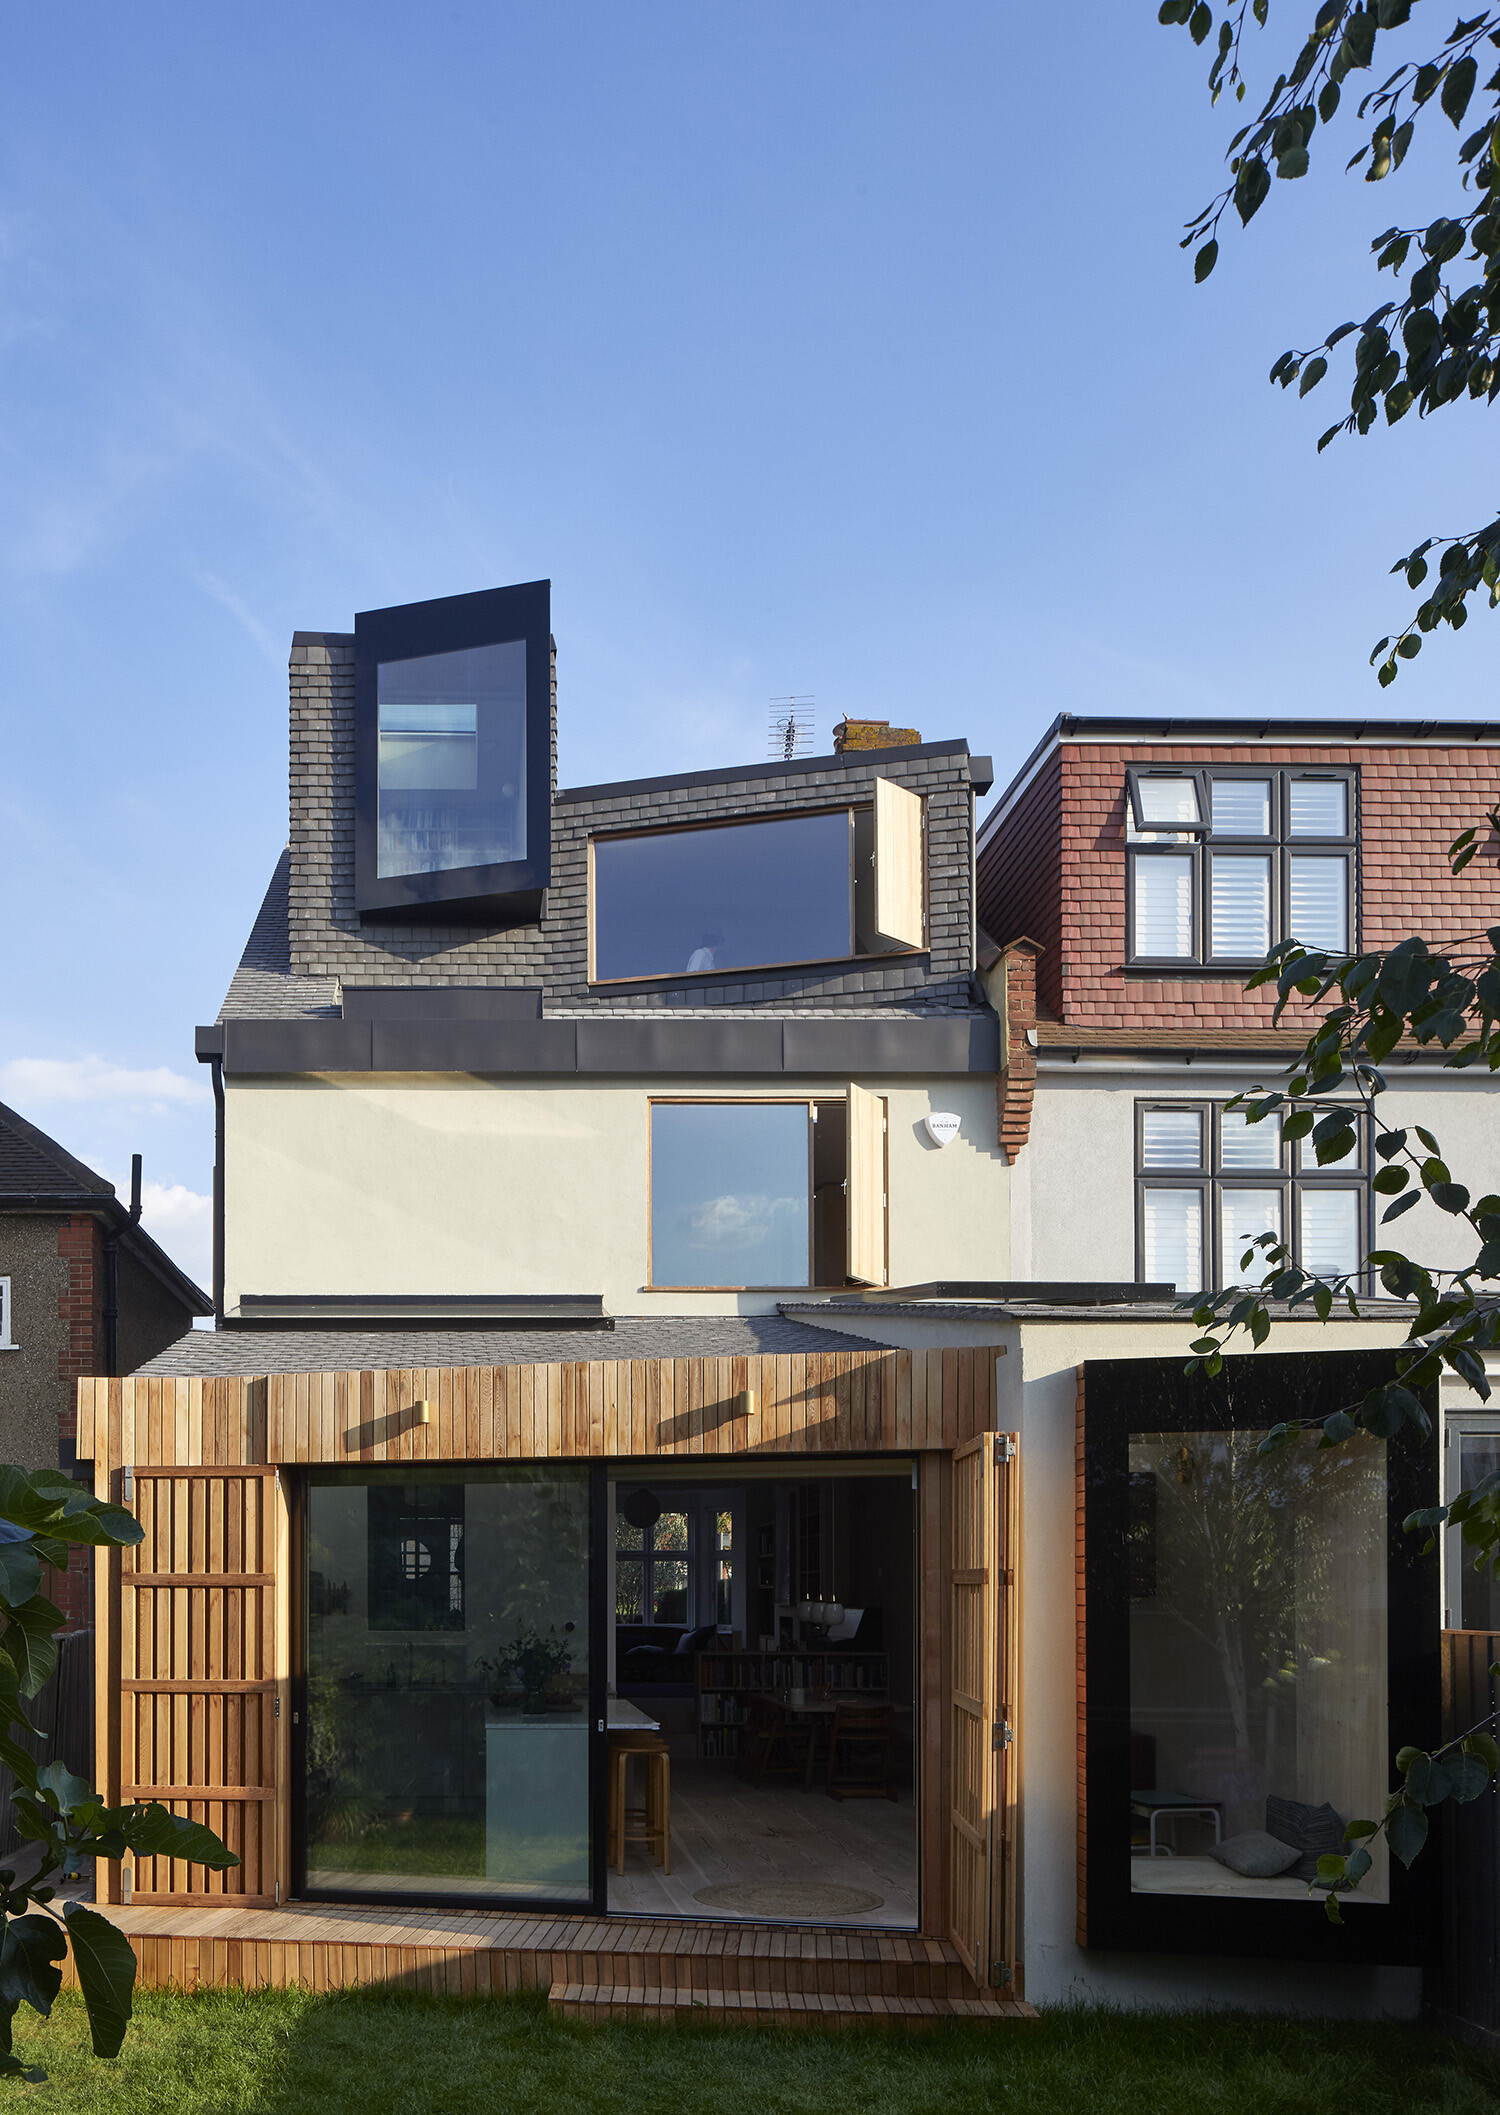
[614,1504,697,1627]
[354,580,553,927]
[586,802,925,988]
[1133,1097,1370,1294]
[1125,765,1357,972]
[1080,1347,1440,1963]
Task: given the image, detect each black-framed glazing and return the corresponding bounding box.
[292,1460,608,1915]
[1133,1097,1370,1295]
[1081,1348,1440,1962]
[1125,764,1358,972]
[354,581,553,926]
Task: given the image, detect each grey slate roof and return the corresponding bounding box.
[0,1099,113,1199]
[131,1313,892,1378]
[217,851,339,1023]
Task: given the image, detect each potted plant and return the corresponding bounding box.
[481,1622,576,1714]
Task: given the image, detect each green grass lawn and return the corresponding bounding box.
[8,1986,1499,2115]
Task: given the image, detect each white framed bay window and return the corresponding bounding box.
[1136,1099,1368,1296]
[1126,766,1356,969]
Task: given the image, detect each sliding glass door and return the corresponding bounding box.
[302,1465,597,1906]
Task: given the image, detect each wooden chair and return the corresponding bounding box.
[607,1733,671,1874]
[824,1702,895,1800]
[740,1696,812,1789]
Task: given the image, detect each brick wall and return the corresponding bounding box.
[286,637,979,1015]
[980,739,1500,1032]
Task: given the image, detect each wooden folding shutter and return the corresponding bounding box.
[117,1468,283,1906]
[949,1430,1019,1990]
[846,1083,888,1287]
[873,778,925,948]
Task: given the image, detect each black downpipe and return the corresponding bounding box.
[210,1055,225,1326]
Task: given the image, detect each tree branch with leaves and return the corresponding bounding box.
[1160,0,1500,679]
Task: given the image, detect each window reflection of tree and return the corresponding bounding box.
[1130,1424,1385,1822]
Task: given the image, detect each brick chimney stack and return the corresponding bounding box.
[832,717,921,754]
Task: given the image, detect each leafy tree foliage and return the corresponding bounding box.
[1184,816,1500,1914]
[1159,0,1500,679]
[0,1468,236,2080]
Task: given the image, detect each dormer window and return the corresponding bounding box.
[589,779,925,984]
[1126,766,1355,969]
[354,581,552,926]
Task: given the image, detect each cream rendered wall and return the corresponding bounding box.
[222,1072,1007,1315]
[1026,1060,1500,1290]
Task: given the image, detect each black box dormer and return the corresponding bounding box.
[353,580,552,925]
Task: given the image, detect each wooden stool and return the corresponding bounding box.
[607,1735,671,1874]
[824,1702,895,1800]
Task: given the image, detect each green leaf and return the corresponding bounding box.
[112,1803,239,1872]
[62,1903,136,2060]
[1189,0,1213,43]
[36,1761,96,1822]
[1387,1799,1429,1867]
[2,1599,61,1701]
[1195,239,1219,282]
[0,1915,66,2019]
[1236,155,1271,224]
[1249,1305,1271,1346]
[1466,1732,1500,1773]
[1373,1165,1409,1194]
[1344,1845,1373,1885]
[1299,355,1328,394]
[0,1541,42,1613]
[1343,1817,1380,1840]
[1442,53,1478,128]
[1447,1750,1492,1801]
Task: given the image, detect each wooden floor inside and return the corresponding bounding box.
[82,1898,1034,2026]
[607,1759,917,1926]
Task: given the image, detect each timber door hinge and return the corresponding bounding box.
[274,1698,281,1719]
[992,1721,1013,1751]
[989,1960,1012,1988]
[994,1433,1015,1464]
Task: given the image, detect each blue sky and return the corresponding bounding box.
[0,2,1491,1293]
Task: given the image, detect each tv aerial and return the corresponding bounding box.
[768,697,815,761]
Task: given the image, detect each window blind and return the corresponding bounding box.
[1209,854,1271,958]
[1300,1188,1361,1279]
[1210,777,1270,835]
[1288,855,1348,952]
[1134,855,1194,957]
[1140,1109,1203,1169]
[1219,1107,1281,1169]
[1289,778,1346,837]
[1143,1188,1204,1292]
[1221,1188,1282,1279]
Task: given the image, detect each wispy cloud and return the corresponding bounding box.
[137,1180,212,1293]
[0,1056,208,1112]
[192,568,284,668]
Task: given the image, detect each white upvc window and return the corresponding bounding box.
[0,1278,14,1350]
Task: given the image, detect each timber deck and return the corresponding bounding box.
[78,1900,1035,2028]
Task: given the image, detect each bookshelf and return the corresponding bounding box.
[695,1649,889,1760]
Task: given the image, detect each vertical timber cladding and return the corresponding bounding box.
[947,1430,1019,1992]
[80,1352,999,1914]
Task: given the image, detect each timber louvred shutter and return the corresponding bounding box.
[948,1430,1019,1991]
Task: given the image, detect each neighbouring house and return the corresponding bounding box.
[74,589,1498,2022]
[0,1099,208,1611]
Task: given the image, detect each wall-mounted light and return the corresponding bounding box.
[736,1389,757,1418]
[924,1112,962,1148]
[416,1400,431,1426]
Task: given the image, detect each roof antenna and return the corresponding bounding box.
[768,697,815,761]
[129,1154,142,1223]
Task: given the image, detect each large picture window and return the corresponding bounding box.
[1081,1348,1439,1963]
[1126,766,1356,969]
[590,778,924,983]
[648,1094,888,1290]
[1135,1099,1368,1295]
[354,581,552,925]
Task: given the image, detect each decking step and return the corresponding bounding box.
[548,1982,1037,2029]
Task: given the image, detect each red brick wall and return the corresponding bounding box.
[982,740,1500,1031]
[52,1216,99,1633]
[978,749,1064,1018]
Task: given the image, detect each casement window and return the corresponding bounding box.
[589,778,924,983]
[366,1483,466,1631]
[616,1507,693,1624]
[648,1091,888,1290]
[1081,1347,1439,1963]
[1135,1100,1368,1294]
[1126,766,1356,969]
[1442,1406,1500,1629]
[0,1279,12,1350]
